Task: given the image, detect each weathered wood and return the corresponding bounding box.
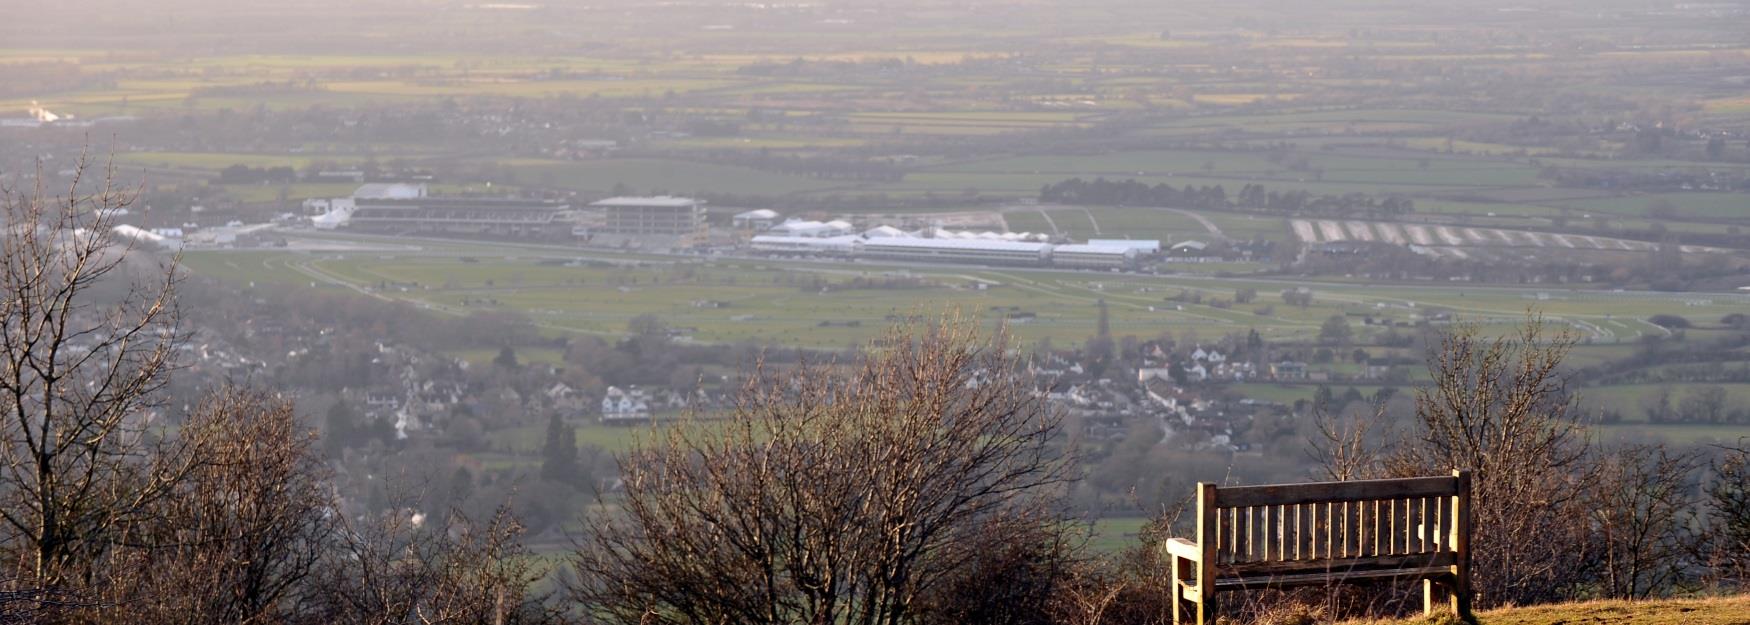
[1316,500,1330,556]
[1222,552,1457,577]
[1211,476,1459,507]
[1196,483,1218,625]
[1451,470,1472,616]
[1211,565,1457,591]
[1166,537,1201,562]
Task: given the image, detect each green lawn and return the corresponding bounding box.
[180,233,1750,351]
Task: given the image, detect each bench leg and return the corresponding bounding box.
[1172,556,1192,625]
[1451,572,1471,619]
[1424,575,1471,620]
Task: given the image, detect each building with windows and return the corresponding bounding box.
[860,237,1052,266]
[591,196,706,237]
[1050,244,1139,269]
[750,234,861,255]
[348,196,567,237]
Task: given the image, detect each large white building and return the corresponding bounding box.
[307,183,428,230]
[750,234,862,255]
[860,237,1053,265]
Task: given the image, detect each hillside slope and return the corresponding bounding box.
[1366,595,1750,625]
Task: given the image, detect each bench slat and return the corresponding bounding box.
[1212,476,1459,508]
[1221,551,1458,578]
[1213,560,1456,590]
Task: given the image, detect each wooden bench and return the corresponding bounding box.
[1164,471,1472,625]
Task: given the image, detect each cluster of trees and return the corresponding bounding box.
[1038,177,1413,217]
[1316,320,1750,605]
[1635,385,1750,425]
[0,161,557,624]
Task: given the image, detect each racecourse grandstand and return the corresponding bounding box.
[748,229,1151,270]
[860,237,1053,266]
[1050,244,1139,269]
[348,197,567,237]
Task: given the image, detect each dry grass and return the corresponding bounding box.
[1339,595,1750,625]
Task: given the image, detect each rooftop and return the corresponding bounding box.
[591,196,701,208]
[1054,244,1138,256]
[864,237,1051,253]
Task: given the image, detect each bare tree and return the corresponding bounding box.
[1584,444,1701,599]
[1700,441,1750,589]
[86,387,336,625]
[0,151,188,588]
[1316,317,1596,607]
[309,499,559,625]
[571,314,1071,625]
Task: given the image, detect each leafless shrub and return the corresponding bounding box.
[82,387,336,625]
[0,151,185,591]
[570,313,1071,625]
[310,500,561,625]
[1583,444,1701,599]
[1698,441,1750,589]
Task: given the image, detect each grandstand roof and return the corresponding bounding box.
[353,183,426,200]
[354,197,565,210]
[864,237,1050,252]
[1054,244,1138,256]
[864,225,910,238]
[1089,239,1162,252]
[591,196,700,208]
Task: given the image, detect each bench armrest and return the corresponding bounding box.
[1165,537,1201,562]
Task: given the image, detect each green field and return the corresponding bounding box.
[179,231,1749,353]
[1547,193,1750,219]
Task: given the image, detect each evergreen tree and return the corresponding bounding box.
[494,345,520,369]
[541,411,581,486]
[324,400,359,455]
[1096,298,1110,338]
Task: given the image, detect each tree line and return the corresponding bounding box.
[1038,177,1414,217]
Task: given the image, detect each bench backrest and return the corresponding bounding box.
[1197,471,1471,576]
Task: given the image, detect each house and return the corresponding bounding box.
[1270,361,1309,381]
[1364,358,1394,380]
[364,391,402,411]
[1137,367,1174,383]
[600,386,652,423]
